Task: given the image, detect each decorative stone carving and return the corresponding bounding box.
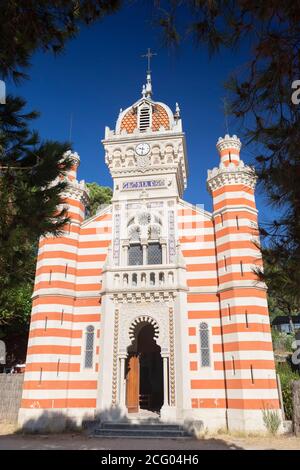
[128,316,159,343]
[117,302,170,355]
[207,160,257,193]
[113,212,121,266]
[216,134,241,153]
[168,307,176,406]
[102,135,187,196]
[136,154,150,172]
[168,210,176,263]
[111,309,120,405]
[112,291,177,304]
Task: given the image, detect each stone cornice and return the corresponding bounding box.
[109,291,178,304]
[212,205,258,217]
[109,164,179,177]
[102,130,185,144]
[207,161,257,193]
[61,179,89,205]
[217,282,267,293]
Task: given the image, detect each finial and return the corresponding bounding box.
[174,102,180,120]
[142,85,146,98]
[145,72,152,98]
[141,48,157,98]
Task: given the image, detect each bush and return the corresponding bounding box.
[262,408,281,435]
[272,329,295,353]
[276,362,300,420]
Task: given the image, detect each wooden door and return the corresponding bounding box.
[126,354,140,413]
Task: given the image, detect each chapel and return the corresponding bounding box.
[18,64,280,432]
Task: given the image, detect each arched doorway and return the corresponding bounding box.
[125,322,163,413]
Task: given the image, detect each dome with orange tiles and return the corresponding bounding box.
[118,101,171,134]
[115,72,179,135]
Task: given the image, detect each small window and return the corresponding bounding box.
[128,243,143,265]
[199,322,210,367]
[84,325,95,369]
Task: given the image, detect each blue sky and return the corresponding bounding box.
[7,1,270,220]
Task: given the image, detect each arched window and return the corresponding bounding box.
[199,322,210,367]
[148,242,162,265]
[128,243,143,266]
[84,325,95,369]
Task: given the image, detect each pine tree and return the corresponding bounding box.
[0,0,121,81]
[257,250,300,326]
[0,95,74,341]
[157,0,300,304]
[86,182,112,216]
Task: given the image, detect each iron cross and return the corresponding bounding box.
[142,48,157,72]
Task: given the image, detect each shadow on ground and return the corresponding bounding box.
[0,432,244,450]
[0,408,245,449]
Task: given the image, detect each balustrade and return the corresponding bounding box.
[112,268,176,290]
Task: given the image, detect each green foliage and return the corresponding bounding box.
[0,95,76,358]
[0,284,32,330]
[261,250,300,323]
[262,408,281,435]
[272,330,295,353]
[0,96,74,284]
[86,182,112,216]
[262,409,281,436]
[276,362,300,420]
[0,0,121,81]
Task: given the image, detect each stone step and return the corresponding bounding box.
[100,422,181,431]
[94,429,192,438]
[93,422,194,439]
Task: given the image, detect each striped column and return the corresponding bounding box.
[207,135,280,431]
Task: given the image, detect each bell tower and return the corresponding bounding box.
[101,63,188,267]
[102,88,187,202]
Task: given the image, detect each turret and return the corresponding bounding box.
[207,134,280,431]
[216,134,242,167]
[33,151,89,298]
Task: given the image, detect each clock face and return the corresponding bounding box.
[135,143,150,156]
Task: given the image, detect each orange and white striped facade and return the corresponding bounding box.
[19,79,281,432]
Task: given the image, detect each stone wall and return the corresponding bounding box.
[0,374,24,424]
[292,380,300,436]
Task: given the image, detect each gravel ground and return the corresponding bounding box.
[0,427,299,450]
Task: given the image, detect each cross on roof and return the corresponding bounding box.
[142,48,157,73]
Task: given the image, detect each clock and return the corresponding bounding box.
[135,142,150,156]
